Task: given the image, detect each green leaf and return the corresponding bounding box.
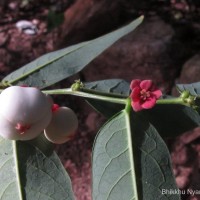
[84,79,130,118]
[131,114,180,200]
[84,79,130,95]
[92,110,138,200]
[176,82,200,96]
[0,137,74,200]
[0,137,21,200]
[141,104,200,138]
[92,111,180,200]
[3,16,143,89]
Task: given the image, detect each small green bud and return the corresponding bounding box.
[0,80,12,89]
[71,80,84,91]
[180,90,190,100]
[186,96,195,106]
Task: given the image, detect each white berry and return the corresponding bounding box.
[0,86,52,140]
[44,106,78,144]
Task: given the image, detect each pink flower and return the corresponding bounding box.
[130,79,162,112]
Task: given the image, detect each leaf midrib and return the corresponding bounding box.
[8,43,88,85]
[13,141,23,200]
[124,110,139,200]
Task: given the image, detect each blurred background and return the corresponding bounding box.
[1,0,200,199]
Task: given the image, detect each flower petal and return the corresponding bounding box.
[142,97,156,109]
[130,79,141,90]
[140,80,152,90]
[131,101,143,112]
[152,90,162,99]
[130,87,141,101]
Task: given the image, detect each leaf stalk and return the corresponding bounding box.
[43,88,127,104]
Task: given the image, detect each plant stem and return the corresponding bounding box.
[125,98,132,114]
[156,97,188,106]
[0,87,193,108]
[43,88,127,105]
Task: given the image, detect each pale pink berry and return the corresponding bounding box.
[0,86,52,140]
[44,106,78,144]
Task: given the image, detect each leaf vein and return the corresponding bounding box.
[97,149,128,197]
[0,157,12,170]
[26,162,68,195]
[107,169,132,200]
[0,181,16,199]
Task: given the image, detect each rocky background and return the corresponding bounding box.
[1,0,200,199]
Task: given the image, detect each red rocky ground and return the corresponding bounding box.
[1,0,200,199]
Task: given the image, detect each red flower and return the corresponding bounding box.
[130,79,162,112]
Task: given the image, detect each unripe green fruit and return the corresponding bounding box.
[44,107,78,144]
[0,86,52,140]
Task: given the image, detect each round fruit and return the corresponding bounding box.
[44,106,78,144]
[0,86,52,140]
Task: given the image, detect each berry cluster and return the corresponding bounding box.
[0,86,78,144]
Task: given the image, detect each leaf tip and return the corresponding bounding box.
[139,15,144,21]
